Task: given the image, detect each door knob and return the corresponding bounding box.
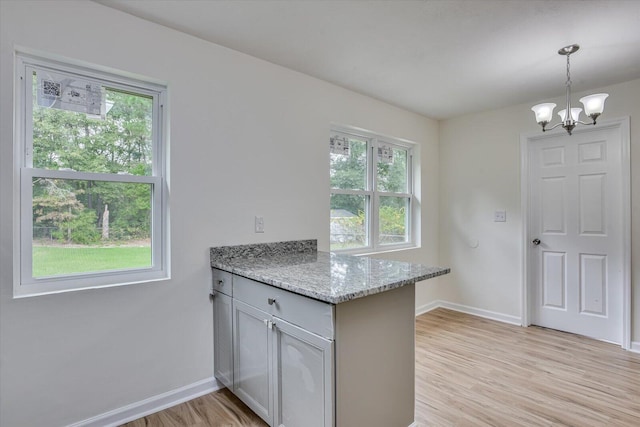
[532,238,541,245]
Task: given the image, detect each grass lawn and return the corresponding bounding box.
[33,245,152,277]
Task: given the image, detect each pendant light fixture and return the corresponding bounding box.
[531,44,608,135]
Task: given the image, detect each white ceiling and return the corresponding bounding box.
[95,0,640,120]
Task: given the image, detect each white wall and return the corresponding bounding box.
[0,2,440,426]
[438,78,640,342]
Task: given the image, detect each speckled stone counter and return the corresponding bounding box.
[210,239,449,304]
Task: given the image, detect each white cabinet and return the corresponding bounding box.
[213,268,417,427]
[272,317,333,427]
[212,268,234,390]
[233,299,273,422]
[213,269,334,427]
[213,291,233,390]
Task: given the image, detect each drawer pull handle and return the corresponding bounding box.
[217,279,224,285]
[268,298,277,306]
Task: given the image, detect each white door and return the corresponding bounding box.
[272,318,334,427]
[528,124,625,343]
[233,299,273,425]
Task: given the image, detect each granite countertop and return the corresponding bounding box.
[210,240,450,304]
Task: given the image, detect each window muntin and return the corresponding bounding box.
[15,54,168,297]
[330,129,414,253]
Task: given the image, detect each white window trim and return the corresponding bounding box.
[13,53,170,298]
[330,125,417,255]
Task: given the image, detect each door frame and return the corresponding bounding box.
[520,117,631,349]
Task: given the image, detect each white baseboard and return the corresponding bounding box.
[630,341,640,353]
[68,377,222,427]
[415,300,442,316]
[416,300,522,326]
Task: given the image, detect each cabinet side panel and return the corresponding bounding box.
[214,292,234,389]
[335,284,415,427]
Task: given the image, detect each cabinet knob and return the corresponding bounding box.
[268,298,277,306]
[217,279,224,285]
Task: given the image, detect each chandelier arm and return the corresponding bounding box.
[543,122,565,132]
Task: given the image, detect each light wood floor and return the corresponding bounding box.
[122,308,640,427]
[121,387,267,427]
[415,309,639,426]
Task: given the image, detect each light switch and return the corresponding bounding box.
[494,210,506,222]
[255,216,264,233]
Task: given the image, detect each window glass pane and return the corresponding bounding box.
[330,194,367,250]
[32,70,153,175]
[330,135,367,190]
[377,145,408,193]
[379,196,409,245]
[32,178,152,277]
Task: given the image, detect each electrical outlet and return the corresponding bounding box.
[255,216,264,233]
[494,210,506,222]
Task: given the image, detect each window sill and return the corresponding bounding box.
[14,271,171,299]
[331,244,419,257]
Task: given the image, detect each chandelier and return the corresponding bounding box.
[531,44,608,135]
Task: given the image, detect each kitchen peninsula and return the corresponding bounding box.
[210,240,449,427]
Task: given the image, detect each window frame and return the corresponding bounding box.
[14,53,169,297]
[330,126,416,254]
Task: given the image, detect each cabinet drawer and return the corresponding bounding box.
[234,275,335,339]
[212,268,233,296]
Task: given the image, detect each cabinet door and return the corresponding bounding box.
[233,299,273,425]
[213,292,233,390]
[273,318,334,427]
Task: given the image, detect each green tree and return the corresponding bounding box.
[330,138,367,216]
[32,81,154,244]
[33,178,99,244]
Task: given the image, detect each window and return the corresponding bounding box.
[14,53,168,297]
[330,128,415,253]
